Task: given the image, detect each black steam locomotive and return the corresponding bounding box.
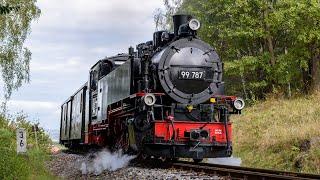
[60,15,244,162]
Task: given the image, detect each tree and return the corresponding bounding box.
[0,0,40,101]
[178,0,320,97]
[286,1,320,93]
[154,0,184,31]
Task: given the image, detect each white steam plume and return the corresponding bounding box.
[80,149,136,175]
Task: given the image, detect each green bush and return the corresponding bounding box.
[0,114,54,179]
[0,128,29,179]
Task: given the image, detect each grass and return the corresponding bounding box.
[0,115,56,180]
[232,93,320,174]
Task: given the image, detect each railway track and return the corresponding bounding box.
[168,161,320,180]
[57,148,320,179]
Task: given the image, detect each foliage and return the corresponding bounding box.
[232,92,320,173]
[0,4,19,15]
[154,0,184,31]
[173,0,320,99]
[0,0,40,100]
[0,114,54,179]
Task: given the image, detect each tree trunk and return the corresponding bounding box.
[263,4,276,66]
[302,68,311,94]
[304,44,320,94]
[309,52,320,92]
[266,33,275,66]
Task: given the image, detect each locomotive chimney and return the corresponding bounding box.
[173,14,192,37]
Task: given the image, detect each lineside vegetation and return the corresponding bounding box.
[233,93,320,174]
[0,114,55,179]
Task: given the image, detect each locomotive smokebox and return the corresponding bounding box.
[173,14,192,37]
[156,37,223,105]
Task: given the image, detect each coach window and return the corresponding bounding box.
[64,106,68,136]
[80,93,83,113]
[91,70,98,91]
[99,61,112,79]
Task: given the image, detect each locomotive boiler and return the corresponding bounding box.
[59,14,245,162]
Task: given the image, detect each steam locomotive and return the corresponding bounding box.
[59,15,244,162]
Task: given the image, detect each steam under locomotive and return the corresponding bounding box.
[59,14,245,162]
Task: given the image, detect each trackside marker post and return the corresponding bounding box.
[16,128,27,154]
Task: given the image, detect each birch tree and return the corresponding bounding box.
[0,0,40,100]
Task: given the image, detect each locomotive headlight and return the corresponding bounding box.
[233,98,245,110]
[188,19,201,31]
[143,93,156,106]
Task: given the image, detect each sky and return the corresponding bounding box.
[4,0,164,131]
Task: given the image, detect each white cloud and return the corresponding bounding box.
[31,56,89,73]
[33,0,163,32]
[30,79,51,85]
[7,100,59,112]
[6,100,61,129]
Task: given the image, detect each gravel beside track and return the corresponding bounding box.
[47,152,220,180]
[47,151,320,180]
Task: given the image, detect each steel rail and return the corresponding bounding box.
[170,161,320,180]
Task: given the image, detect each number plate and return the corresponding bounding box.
[178,70,205,80]
[16,128,27,153]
